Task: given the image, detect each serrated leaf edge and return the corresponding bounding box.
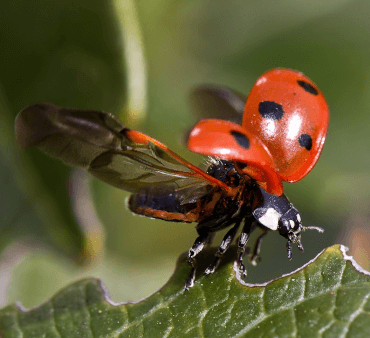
[234,244,370,288]
[7,244,370,315]
[340,244,370,276]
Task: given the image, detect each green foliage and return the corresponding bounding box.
[0,0,127,262]
[1,245,370,337]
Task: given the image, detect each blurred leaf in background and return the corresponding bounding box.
[1,0,370,310]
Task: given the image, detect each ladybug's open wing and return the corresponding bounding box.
[15,103,230,204]
[189,85,246,125]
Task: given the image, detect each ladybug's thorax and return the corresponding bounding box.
[199,159,256,218]
[205,159,243,187]
[206,159,255,196]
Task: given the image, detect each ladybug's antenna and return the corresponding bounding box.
[302,225,324,233]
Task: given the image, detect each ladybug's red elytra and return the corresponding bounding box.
[15,68,329,290]
[188,68,329,195]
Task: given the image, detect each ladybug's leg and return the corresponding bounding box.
[185,213,235,290]
[286,239,293,260]
[250,229,269,266]
[204,220,242,275]
[236,216,255,277]
[286,234,304,261]
[185,231,213,291]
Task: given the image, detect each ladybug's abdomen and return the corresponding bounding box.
[128,160,237,223]
[128,193,198,222]
[242,69,329,182]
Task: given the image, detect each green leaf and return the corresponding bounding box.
[1,245,369,338]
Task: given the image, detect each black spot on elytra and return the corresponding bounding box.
[231,131,250,149]
[297,80,318,95]
[298,134,312,150]
[259,101,284,120]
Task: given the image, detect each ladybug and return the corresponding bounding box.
[15,68,329,290]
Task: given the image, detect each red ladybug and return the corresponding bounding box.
[15,68,329,290]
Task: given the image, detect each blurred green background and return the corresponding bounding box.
[1,0,370,309]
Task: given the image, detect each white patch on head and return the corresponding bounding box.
[297,214,301,222]
[257,208,281,231]
[289,220,295,229]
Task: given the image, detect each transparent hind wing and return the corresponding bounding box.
[15,103,230,203]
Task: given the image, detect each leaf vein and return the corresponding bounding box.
[50,300,62,338]
[344,291,370,338]
[116,291,179,335]
[290,307,297,337]
[83,284,95,338]
[260,287,266,315]
[197,286,208,338]
[15,308,24,338]
[233,277,367,337]
[318,319,336,338]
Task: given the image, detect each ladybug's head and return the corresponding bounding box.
[277,207,324,259]
[253,187,324,260]
[277,206,302,239]
[277,206,304,259]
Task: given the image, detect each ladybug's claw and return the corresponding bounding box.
[236,249,247,276]
[205,257,221,275]
[250,229,268,265]
[238,262,247,278]
[250,254,262,266]
[184,268,195,291]
[184,256,197,291]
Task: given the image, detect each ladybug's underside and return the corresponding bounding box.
[129,159,321,290]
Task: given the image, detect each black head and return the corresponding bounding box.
[253,187,323,260]
[278,206,302,238]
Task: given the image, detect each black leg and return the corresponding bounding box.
[204,220,242,275]
[236,216,255,277]
[286,234,303,261]
[184,231,213,291]
[296,236,304,252]
[286,239,292,260]
[250,228,269,266]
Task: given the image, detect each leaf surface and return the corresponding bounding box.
[1,245,370,338]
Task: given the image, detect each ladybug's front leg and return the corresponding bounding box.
[236,216,255,277]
